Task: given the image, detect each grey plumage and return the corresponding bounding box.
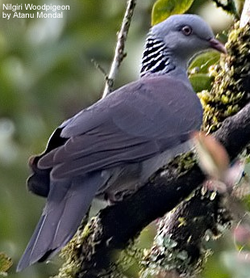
[17,14,226,271]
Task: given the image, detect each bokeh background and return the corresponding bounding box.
[0,0,245,277]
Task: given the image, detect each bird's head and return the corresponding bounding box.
[141,14,226,77]
[153,14,226,58]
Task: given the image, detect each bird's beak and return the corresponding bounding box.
[209,38,227,54]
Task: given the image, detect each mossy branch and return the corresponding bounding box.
[142,21,250,277]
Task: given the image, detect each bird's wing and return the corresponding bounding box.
[34,75,203,180]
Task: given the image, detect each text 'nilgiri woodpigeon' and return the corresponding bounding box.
[17,14,226,271]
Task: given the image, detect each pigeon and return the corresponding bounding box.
[17,14,226,271]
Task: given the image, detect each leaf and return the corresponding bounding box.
[192,131,229,181]
[0,253,12,274]
[188,51,221,92]
[189,73,212,92]
[151,0,194,25]
[189,51,220,74]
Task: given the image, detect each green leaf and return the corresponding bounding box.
[151,0,194,25]
[189,51,220,74]
[189,73,212,93]
[188,51,221,92]
[0,253,12,275]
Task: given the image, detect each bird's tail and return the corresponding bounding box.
[17,172,105,272]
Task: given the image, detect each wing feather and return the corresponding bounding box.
[37,76,202,180]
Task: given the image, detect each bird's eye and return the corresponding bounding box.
[181,25,192,36]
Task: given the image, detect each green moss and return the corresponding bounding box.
[157,151,196,180]
[54,217,98,278]
[199,22,250,133]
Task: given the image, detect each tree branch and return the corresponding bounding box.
[141,103,250,277]
[102,0,137,99]
[56,101,250,278]
[142,190,227,277]
[143,16,250,277]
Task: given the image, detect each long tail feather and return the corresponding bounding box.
[17,172,104,271]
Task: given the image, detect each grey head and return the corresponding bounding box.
[140,14,226,77]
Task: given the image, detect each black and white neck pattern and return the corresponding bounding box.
[140,34,175,77]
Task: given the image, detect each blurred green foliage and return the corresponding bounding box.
[0,0,249,277]
[0,1,152,277]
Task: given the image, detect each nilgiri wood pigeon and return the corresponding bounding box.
[17,14,226,271]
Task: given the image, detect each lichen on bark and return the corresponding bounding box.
[141,21,250,278]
